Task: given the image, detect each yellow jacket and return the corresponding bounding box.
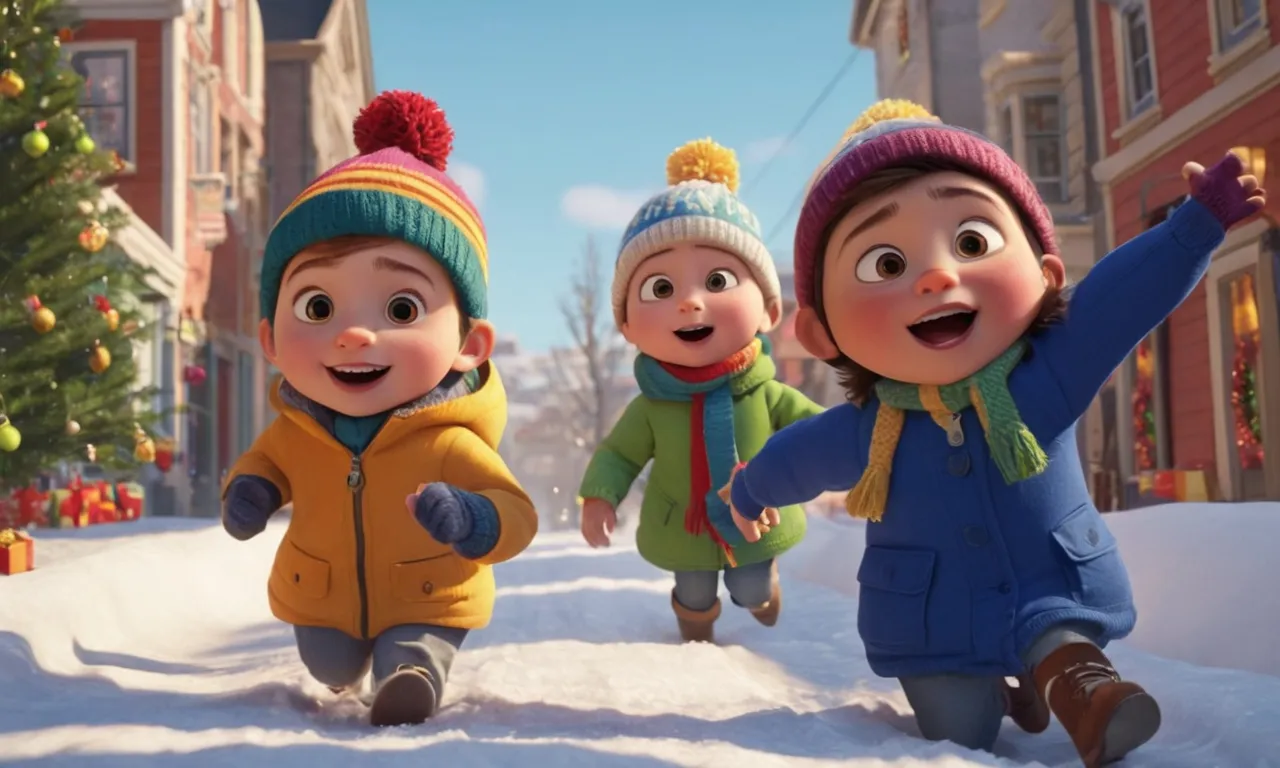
[224,363,537,638]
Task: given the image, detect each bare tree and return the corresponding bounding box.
[551,236,629,451]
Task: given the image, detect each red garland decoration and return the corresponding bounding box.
[1230,335,1264,470]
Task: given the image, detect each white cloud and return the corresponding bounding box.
[560,185,655,229]
[742,136,794,164]
[450,162,486,208]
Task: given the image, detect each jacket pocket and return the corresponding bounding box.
[644,485,680,527]
[856,546,936,652]
[274,540,331,601]
[390,553,471,604]
[1050,504,1133,609]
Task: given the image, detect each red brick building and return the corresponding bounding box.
[67,0,268,515]
[1090,0,1280,501]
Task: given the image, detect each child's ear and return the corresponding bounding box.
[1040,253,1066,289]
[758,298,784,333]
[794,306,840,360]
[258,318,278,364]
[453,318,496,372]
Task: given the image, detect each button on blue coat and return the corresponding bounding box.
[730,200,1225,678]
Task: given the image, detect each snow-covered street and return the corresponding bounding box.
[1,504,1278,767]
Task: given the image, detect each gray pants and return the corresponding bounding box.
[898,623,1099,752]
[294,623,468,701]
[673,558,775,612]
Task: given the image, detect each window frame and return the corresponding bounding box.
[1019,91,1068,204]
[189,64,215,175]
[1116,0,1158,120]
[1213,0,1266,52]
[63,41,137,170]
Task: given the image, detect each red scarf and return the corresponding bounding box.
[658,341,761,563]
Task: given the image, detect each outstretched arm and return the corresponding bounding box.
[730,404,865,521]
[578,396,655,508]
[1033,154,1263,429]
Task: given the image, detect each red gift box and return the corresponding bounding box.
[115,483,144,521]
[0,529,34,575]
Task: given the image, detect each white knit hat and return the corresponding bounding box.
[611,138,781,328]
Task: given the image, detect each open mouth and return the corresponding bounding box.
[326,364,390,387]
[908,306,977,349]
[673,324,715,343]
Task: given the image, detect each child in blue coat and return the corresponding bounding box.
[725,100,1265,766]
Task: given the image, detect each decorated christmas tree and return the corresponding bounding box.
[0,0,158,490]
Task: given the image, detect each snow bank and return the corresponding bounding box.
[792,502,1280,678]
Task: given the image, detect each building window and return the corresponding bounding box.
[189,68,213,173]
[1022,94,1065,202]
[1131,327,1171,473]
[68,48,133,165]
[1119,3,1156,118]
[1216,0,1264,51]
[897,0,910,61]
[998,103,1014,156]
[1224,268,1266,498]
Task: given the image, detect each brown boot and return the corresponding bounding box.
[1003,672,1050,734]
[672,591,720,643]
[749,562,782,627]
[1033,643,1161,767]
[369,665,438,727]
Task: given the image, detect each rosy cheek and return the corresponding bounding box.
[968,266,1043,321]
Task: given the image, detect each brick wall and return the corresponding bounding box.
[73,21,165,236]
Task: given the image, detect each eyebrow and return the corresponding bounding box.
[928,185,1002,207]
[287,253,346,277]
[842,202,899,247]
[373,255,433,284]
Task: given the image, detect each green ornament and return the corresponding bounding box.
[75,134,95,154]
[22,128,49,157]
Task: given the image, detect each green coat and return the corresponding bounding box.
[579,359,824,571]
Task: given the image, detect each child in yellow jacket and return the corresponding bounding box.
[221,91,537,727]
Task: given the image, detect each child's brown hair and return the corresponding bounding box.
[808,157,1068,405]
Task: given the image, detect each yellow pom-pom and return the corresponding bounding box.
[841,99,938,143]
[666,138,740,192]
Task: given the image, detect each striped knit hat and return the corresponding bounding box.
[793,99,1057,311]
[260,91,488,321]
[612,138,781,328]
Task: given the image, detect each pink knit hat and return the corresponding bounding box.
[792,100,1057,310]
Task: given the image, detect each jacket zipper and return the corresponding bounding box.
[346,455,369,639]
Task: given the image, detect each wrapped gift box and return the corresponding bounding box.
[13,487,49,528]
[49,487,90,528]
[115,482,144,521]
[0,529,33,575]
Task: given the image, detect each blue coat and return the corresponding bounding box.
[730,199,1225,679]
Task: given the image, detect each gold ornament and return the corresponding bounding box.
[65,419,81,435]
[104,308,119,332]
[79,220,108,253]
[31,306,55,333]
[89,340,111,373]
[133,424,156,463]
[24,295,55,333]
[0,68,23,97]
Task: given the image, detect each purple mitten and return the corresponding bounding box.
[1189,153,1264,229]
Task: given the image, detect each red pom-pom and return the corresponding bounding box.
[352,90,454,172]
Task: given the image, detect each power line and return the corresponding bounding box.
[741,49,862,200]
[763,185,809,250]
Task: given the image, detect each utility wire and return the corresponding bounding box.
[741,48,862,200]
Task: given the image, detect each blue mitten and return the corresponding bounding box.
[222,475,282,541]
[412,483,501,559]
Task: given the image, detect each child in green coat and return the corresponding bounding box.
[578,139,824,643]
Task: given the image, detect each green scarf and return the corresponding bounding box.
[845,340,1049,522]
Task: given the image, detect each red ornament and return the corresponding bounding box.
[353,90,454,171]
[183,364,207,385]
[154,437,175,473]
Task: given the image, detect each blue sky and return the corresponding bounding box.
[368,1,877,352]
